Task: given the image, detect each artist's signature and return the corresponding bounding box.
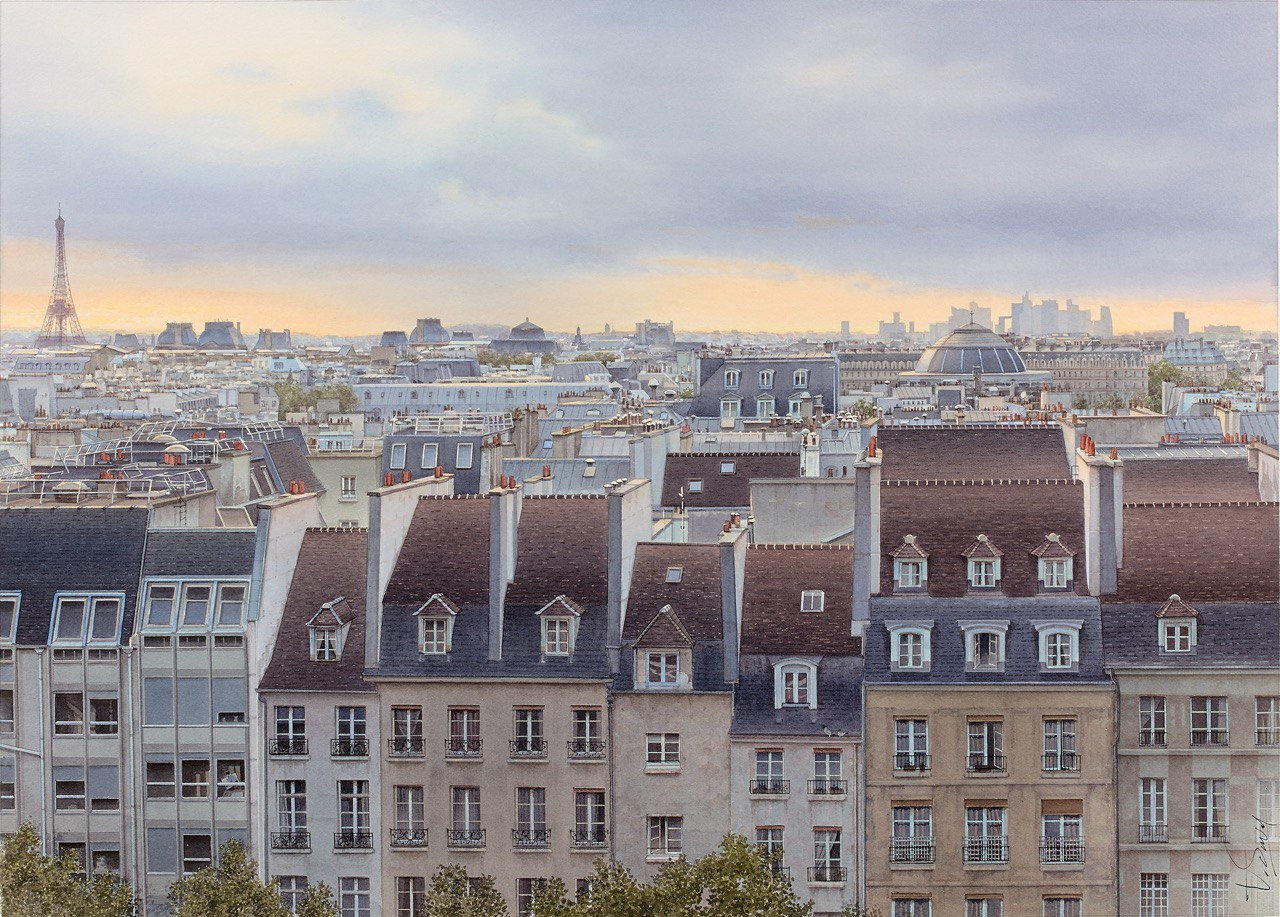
[1231,816,1276,900]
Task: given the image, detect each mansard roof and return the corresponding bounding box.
[506,496,609,606]
[877,426,1070,483]
[1104,601,1279,669]
[624,542,723,641]
[659,453,799,508]
[741,545,861,656]
[383,496,490,606]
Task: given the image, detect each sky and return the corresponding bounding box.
[0,1,1276,337]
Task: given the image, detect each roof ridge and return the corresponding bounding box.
[749,543,855,551]
[1124,500,1278,508]
[419,494,488,501]
[679,451,800,457]
[882,478,1078,486]
[306,526,369,534]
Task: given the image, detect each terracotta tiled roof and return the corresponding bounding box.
[624,542,724,640]
[633,606,694,648]
[659,453,799,507]
[889,535,930,559]
[878,427,1070,482]
[1032,533,1076,558]
[414,594,459,617]
[961,534,1004,558]
[383,497,490,606]
[740,545,861,655]
[1154,594,1198,618]
[506,497,610,606]
[1123,458,1260,505]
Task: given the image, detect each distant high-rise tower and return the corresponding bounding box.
[1173,311,1189,339]
[34,209,87,348]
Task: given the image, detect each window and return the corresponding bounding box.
[1037,624,1080,669]
[1190,696,1228,745]
[147,762,176,799]
[1257,695,1280,745]
[182,834,212,874]
[215,759,244,798]
[724,370,740,389]
[1139,696,1166,746]
[339,780,370,834]
[1041,813,1083,863]
[574,790,606,844]
[277,780,307,831]
[396,877,425,917]
[687,479,703,493]
[964,807,1007,862]
[571,708,603,756]
[543,617,571,656]
[55,778,86,810]
[665,566,683,583]
[335,706,367,756]
[516,878,546,917]
[793,369,808,388]
[1161,619,1195,652]
[716,460,736,476]
[648,816,682,858]
[966,901,1003,917]
[1140,778,1166,841]
[895,631,926,669]
[759,370,774,388]
[895,560,925,590]
[967,721,1004,771]
[54,692,84,735]
[419,616,449,654]
[311,627,341,661]
[1039,558,1071,590]
[781,665,810,707]
[180,585,212,628]
[813,750,843,792]
[1193,778,1228,841]
[515,787,547,844]
[87,598,121,643]
[1190,875,1228,917]
[812,828,841,879]
[392,707,424,755]
[967,559,999,589]
[275,706,305,743]
[452,786,481,833]
[753,750,785,793]
[181,759,210,798]
[891,806,934,863]
[215,585,247,627]
[756,395,775,416]
[755,826,783,857]
[1042,900,1082,917]
[646,652,678,686]
[339,877,371,917]
[1260,779,1279,832]
[145,585,176,628]
[455,443,474,469]
[1043,719,1078,771]
[421,443,439,469]
[800,589,824,612]
[0,595,17,642]
[720,398,740,420]
[279,876,309,914]
[895,719,929,769]
[394,785,425,837]
[646,733,680,767]
[966,627,1004,671]
[0,690,12,734]
[893,899,931,917]
[91,849,120,874]
[513,708,544,755]
[389,443,407,470]
[1139,874,1169,917]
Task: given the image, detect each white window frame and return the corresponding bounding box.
[687,479,703,494]
[389,442,407,470]
[647,815,683,859]
[960,621,1008,671]
[756,395,775,416]
[1139,873,1168,917]
[800,589,824,612]
[143,583,178,630]
[793,369,808,388]
[759,370,774,388]
[310,626,342,661]
[418,616,450,655]
[455,443,474,469]
[720,397,741,420]
[1039,557,1072,589]
[1033,621,1082,670]
[887,624,932,671]
[213,583,248,629]
[542,617,572,657]
[1160,619,1195,652]
[0,593,20,644]
[645,733,680,768]
[967,558,1000,589]
[894,560,926,590]
[724,370,740,389]
[421,443,439,470]
[339,475,358,502]
[719,460,736,474]
[645,652,679,687]
[774,659,817,709]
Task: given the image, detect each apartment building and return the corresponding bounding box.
[691,353,840,421]
[1022,345,1147,405]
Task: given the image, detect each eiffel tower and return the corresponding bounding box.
[34,207,87,348]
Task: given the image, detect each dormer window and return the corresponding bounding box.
[1040,559,1070,589]
[646,652,678,686]
[415,594,458,655]
[0,594,18,644]
[773,659,818,709]
[544,618,571,656]
[665,567,683,584]
[891,535,929,593]
[535,596,582,658]
[800,590,825,612]
[886,621,934,673]
[898,633,923,667]
[311,627,340,661]
[960,621,1009,673]
[759,370,774,388]
[1033,534,1076,592]
[50,595,123,646]
[307,599,350,662]
[793,370,808,388]
[756,395,775,416]
[1033,621,1084,671]
[724,370,740,389]
[1156,595,1198,653]
[963,535,1003,591]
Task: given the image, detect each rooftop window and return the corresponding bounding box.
[0,594,18,644]
[800,590,825,613]
[307,599,350,662]
[665,567,683,584]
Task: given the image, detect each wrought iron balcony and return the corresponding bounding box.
[748,779,790,796]
[333,830,373,850]
[269,737,308,756]
[894,752,930,771]
[1190,729,1229,747]
[963,835,1009,863]
[571,828,608,849]
[509,738,547,759]
[1139,823,1168,843]
[807,865,847,883]
[1257,730,1280,747]
[763,862,790,880]
[1042,752,1081,772]
[445,737,483,759]
[512,828,551,849]
[389,827,427,848]
[965,754,1006,773]
[807,778,848,795]
[1193,824,1229,843]
[330,738,369,758]
[1138,731,1166,747]
[446,828,486,849]
[388,736,425,758]
[1040,837,1085,864]
[567,738,606,760]
[270,830,310,850]
[889,837,935,864]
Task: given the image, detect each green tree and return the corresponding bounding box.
[295,882,339,917]
[1097,394,1126,412]
[1071,395,1089,411]
[167,840,307,917]
[1224,369,1246,390]
[692,834,810,916]
[848,399,877,420]
[0,822,134,917]
[839,907,885,917]
[423,864,508,917]
[274,382,357,416]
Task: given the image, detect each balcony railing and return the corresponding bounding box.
[1190,729,1229,747]
[388,736,425,758]
[807,865,847,883]
[270,830,310,850]
[749,779,790,796]
[1040,837,1085,864]
[1139,824,1168,843]
[963,835,1009,863]
[330,738,369,758]
[1138,731,1166,747]
[1193,824,1229,843]
[445,738,483,759]
[333,830,373,850]
[269,737,308,756]
[446,829,486,849]
[510,738,547,759]
[389,827,427,848]
[1257,730,1280,747]
[894,752,930,771]
[966,754,1006,773]
[889,837,936,864]
[764,862,791,880]
[571,828,608,849]
[808,778,848,795]
[512,828,551,849]
[1042,752,1081,772]
[568,738,606,760]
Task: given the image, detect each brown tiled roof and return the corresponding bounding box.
[624,542,724,640]
[889,535,930,559]
[1155,594,1198,618]
[961,534,1004,558]
[259,528,372,693]
[1032,533,1076,558]
[879,481,1087,596]
[633,606,694,648]
[1114,503,1279,602]
[659,453,799,507]
[383,497,490,606]
[506,497,610,606]
[740,545,861,655]
[1123,458,1260,504]
[878,426,1070,482]
[266,439,325,494]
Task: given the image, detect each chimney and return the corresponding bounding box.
[606,478,653,673]
[718,517,749,682]
[850,448,883,637]
[487,479,522,661]
[1077,445,1123,594]
[800,430,821,477]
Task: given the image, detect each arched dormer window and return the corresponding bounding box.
[1033,620,1084,671]
[773,659,818,709]
[759,370,774,388]
[415,593,458,655]
[793,369,809,388]
[959,620,1009,673]
[886,621,934,673]
[724,370,740,389]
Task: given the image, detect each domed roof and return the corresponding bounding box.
[914,322,1027,375]
[509,318,547,340]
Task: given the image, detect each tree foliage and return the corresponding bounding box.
[275,381,358,415]
[1224,369,1246,390]
[848,399,877,420]
[572,351,619,365]
[167,840,331,917]
[1096,394,1126,412]
[0,822,135,917]
[423,864,509,917]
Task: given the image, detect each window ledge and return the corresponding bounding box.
[337,496,358,503]
[963,863,1009,871]
[889,862,934,871]
[645,764,682,775]
[1041,861,1085,871]
[646,853,681,863]
[1041,771,1082,779]
[892,769,931,778]
[964,771,1008,779]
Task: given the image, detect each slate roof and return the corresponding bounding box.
[1104,602,1279,669]
[624,542,724,641]
[615,637,729,693]
[502,457,630,495]
[1241,411,1279,446]
[660,453,799,507]
[0,507,150,646]
[142,529,258,578]
[865,595,1108,684]
[265,439,325,494]
[741,545,861,655]
[879,481,1087,597]
[506,497,610,606]
[1122,458,1260,504]
[259,528,372,693]
[730,655,862,736]
[877,426,1071,482]
[1114,503,1278,602]
[383,497,490,606]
